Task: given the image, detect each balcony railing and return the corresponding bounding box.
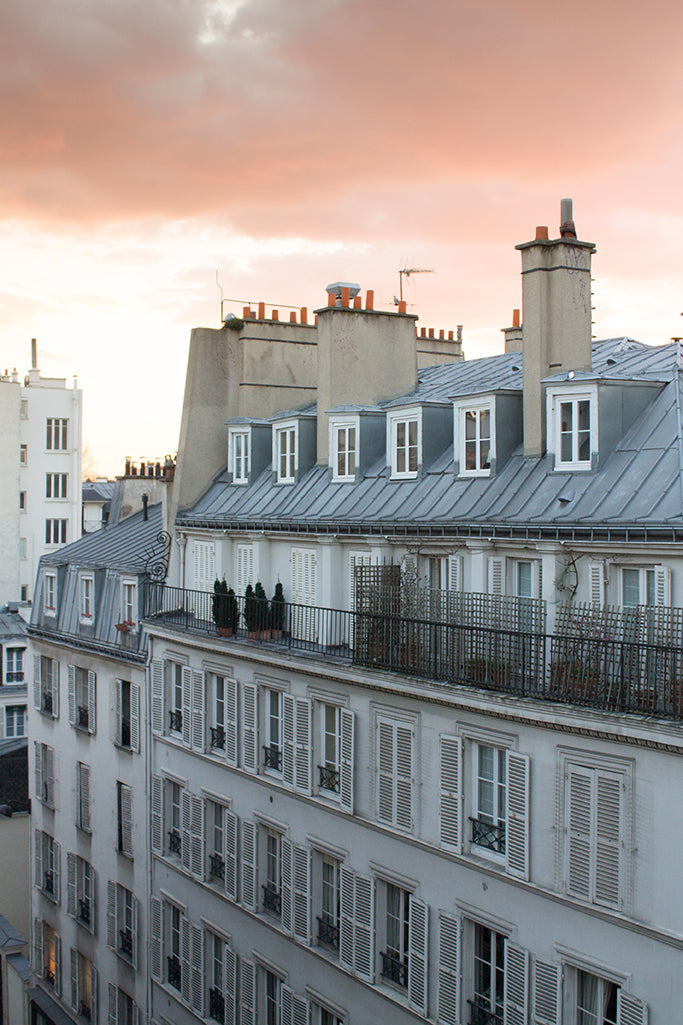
[167,955,181,990]
[468,1000,504,1025]
[210,726,226,750]
[380,950,408,988]
[262,883,281,915]
[168,829,182,855]
[263,745,282,771]
[6,671,24,682]
[119,928,133,958]
[317,915,340,949]
[169,710,182,732]
[209,988,225,1023]
[77,705,89,729]
[470,817,506,855]
[141,582,683,720]
[209,853,225,881]
[318,765,340,793]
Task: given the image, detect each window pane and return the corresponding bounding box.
[622,568,640,607]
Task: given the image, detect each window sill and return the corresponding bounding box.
[554,461,592,472]
[458,469,492,479]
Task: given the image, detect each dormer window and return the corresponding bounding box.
[547,385,596,470]
[45,572,57,616]
[388,408,421,479]
[453,398,496,477]
[80,575,94,622]
[229,428,250,483]
[329,417,359,482]
[275,422,297,483]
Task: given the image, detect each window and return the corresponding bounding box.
[46,417,68,450]
[45,518,67,544]
[19,490,27,510]
[319,702,342,796]
[622,567,655,608]
[37,656,59,716]
[115,679,139,750]
[389,413,420,478]
[548,388,596,470]
[210,673,227,751]
[80,575,94,621]
[107,987,138,1025]
[46,473,68,498]
[262,969,281,1025]
[380,883,410,989]
[45,572,57,614]
[276,424,297,482]
[167,904,182,990]
[471,743,507,858]
[168,662,184,734]
[263,688,283,773]
[69,666,96,733]
[107,882,138,966]
[376,715,415,831]
[332,422,357,481]
[262,828,282,917]
[20,399,27,418]
[116,782,133,857]
[575,969,618,1025]
[5,647,24,682]
[71,949,97,1021]
[34,919,61,993]
[166,779,183,856]
[471,923,506,1024]
[35,830,61,903]
[229,429,250,482]
[20,443,27,465]
[35,743,55,806]
[317,854,341,951]
[208,801,227,884]
[66,854,95,930]
[121,581,137,626]
[76,762,91,832]
[5,704,26,737]
[459,405,492,475]
[208,933,226,1022]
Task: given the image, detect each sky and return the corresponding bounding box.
[3,0,683,477]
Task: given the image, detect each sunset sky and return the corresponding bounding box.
[3,0,683,477]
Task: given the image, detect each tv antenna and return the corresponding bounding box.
[397,267,434,304]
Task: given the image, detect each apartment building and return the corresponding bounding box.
[30,201,680,1025]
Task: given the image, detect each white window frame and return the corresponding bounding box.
[46,472,68,499]
[263,687,284,776]
[5,647,24,683]
[620,565,668,608]
[46,417,68,451]
[80,575,94,622]
[228,427,251,483]
[387,407,421,480]
[547,384,597,470]
[45,572,57,615]
[5,704,26,737]
[45,518,67,545]
[453,398,495,477]
[329,416,359,482]
[274,420,298,483]
[510,558,541,599]
[20,443,27,465]
[317,701,342,801]
[470,742,507,866]
[120,579,137,627]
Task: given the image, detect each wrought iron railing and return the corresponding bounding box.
[317,915,339,949]
[168,829,181,855]
[470,817,506,854]
[209,853,225,881]
[167,955,181,990]
[209,988,225,1022]
[119,928,133,957]
[77,705,89,729]
[318,765,340,793]
[262,883,281,915]
[263,744,282,771]
[380,951,408,988]
[169,710,182,732]
[211,726,226,750]
[141,582,683,720]
[468,1000,504,1025]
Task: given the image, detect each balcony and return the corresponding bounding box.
[263,745,282,771]
[209,853,225,881]
[262,883,281,915]
[167,955,181,991]
[470,817,506,855]
[317,915,339,950]
[210,726,226,750]
[209,988,225,1023]
[380,950,408,988]
[77,705,89,730]
[468,1000,504,1025]
[78,899,91,926]
[318,765,340,794]
[168,829,182,855]
[119,928,133,958]
[169,709,182,733]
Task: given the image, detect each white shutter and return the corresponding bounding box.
[45,747,54,807]
[53,842,61,905]
[130,684,140,752]
[108,984,118,1025]
[291,991,308,1025]
[377,720,394,825]
[106,881,117,950]
[181,666,192,747]
[236,545,255,598]
[120,785,133,856]
[182,791,192,872]
[151,660,164,735]
[349,551,372,611]
[408,897,428,1016]
[190,923,204,1015]
[447,554,463,591]
[595,770,622,908]
[654,565,671,607]
[181,916,190,1003]
[33,917,43,977]
[281,836,293,934]
[281,986,293,1025]
[151,775,163,854]
[339,708,355,813]
[532,958,561,1025]
[238,958,256,1025]
[339,868,374,983]
[34,830,43,889]
[224,810,239,902]
[150,896,162,981]
[54,933,62,996]
[292,843,311,943]
[68,665,76,725]
[66,853,77,917]
[33,657,41,710]
[440,735,462,853]
[617,992,648,1025]
[78,763,91,832]
[241,683,258,773]
[224,944,237,1025]
[90,967,99,1025]
[70,948,78,1010]
[114,681,122,745]
[503,942,529,1025]
[488,556,505,595]
[295,698,312,793]
[190,795,204,878]
[226,677,238,766]
[437,912,460,1025]
[506,752,530,880]
[566,766,592,900]
[51,660,60,717]
[131,896,139,969]
[87,670,97,734]
[377,718,413,830]
[589,561,606,606]
[282,694,296,787]
[34,743,43,803]
[396,723,413,829]
[339,867,354,975]
[191,670,205,751]
[240,820,258,912]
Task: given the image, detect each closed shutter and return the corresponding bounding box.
[224,944,237,1025]
[181,667,192,747]
[151,660,164,735]
[224,810,238,902]
[283,696,311,793]
[503,942,529,1025]
[616,992,648,1025]
[108,985,117,1025]
[241,683,258,773]
[506,752,530,880]
[150,897,162,981]
[240,820,258,912]
[377,718,413,830]
[106,881,117,950]
[291,548,318,605]
[339,868,374,983]
[193,540,216,593]
[238,958,256,1025]
[68,665,76,725]
[532,958,561,1025]
[292,844,311,943]
[566,766,592,901]
[180,916,190,1003]
[120,785,133,856]
[190,923,204,1015]
[130,684,140,752]
[66,853,77,917]
[190,795,204,878]
[225,677,238,766]
[78,763,91,831]
[235,545,255,599]
[51,661,60,717]
[34,829,43,889]
[33,917,43,977]
[447,554,463,591]
[34,743,43,803]
[280,836,293,934]
[654,565,671,606]
[349,552,372,611]
[488,556,505,595]
[437,912,460,1025]
[589,561,605,606]
[150,775,163,854]
[191,670,205,751]
[339,708,355,813]
[440,735,462,852]
[594,771,622,908]
[181,791,192,872]
[87,671,97,734]
[408,897,428,1016]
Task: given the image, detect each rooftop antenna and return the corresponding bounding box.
[216,270,224,322]
[397,267,434,304]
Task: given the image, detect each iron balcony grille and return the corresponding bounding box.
[168,829,182,855]
[43,871,54,896]
[209,988,225,1023]
[317,915,340,949]
[6,671,23,682]
[210,726,226,750]
[77,705,89,729]
[262,883,281,915]
[42,692,53,714]
[318,765,340,793]
[209,853,225,881]
[470,817,506,855]
[119,928,133,957]
[263,745,282,771]
[167,955,181,990]
[78,899,91,926]
[468,1000,504,1025]
[169,710,182,732]
[380,951,408,988]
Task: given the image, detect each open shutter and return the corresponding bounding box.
[181,916,190,1003]
[448,554,463,591]
[504,942,529,1025]
[121,785,133,856]
[595,770,622,908]
[226,677,238,766]
[339,708,355,813]
[488,556,505,595]
[617,992,648,1025]
[339,867,355,975]
[589,561,605,606]
[532,958,561,1025]
[79,764,91,832]
[654,565,671,606]
[224,944,237,1025]
[53,933,62,996]
[35,744,43,803]
[130,684,140,752]
[34,830,43,889]
[68,665,76,725]
[181,791,192,872]
[114,682,121,745]
[53,842,61,905]
[440,735,462,852]
[87,671,97,733]
[282,694,296,787]
[33,918,43,977]
[108,984,118,1025]
[294,698,312,794]
[190,923,204,1015]
[151,775,163,854]
[506,752,530,880]
[150,897,162,981]
[90,968,99,1025]
[240,820,258,912]
[191,670,205,751]
[45,747,54,807]
[181,667,192,747]
[70,948,78,1010]
[292,844,311,943]
[281,836,293,934]
[151,660,164,735]
[106,881,117,950]
[34,656,41,709]
[66,853,77,917]
[190,795,204,878]
[377,719,395,826]
[565,766,592,900]
[224,810,238,902]
[408,897,428,1016]
[353,871,374,984]
[51,661,60,717]
[238,958,256,1025]
[241,683,258,773]
[281,986,293,1025]
[437,912,460,1025]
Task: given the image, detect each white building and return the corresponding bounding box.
[0,339,82,605]
[30,201,681,1025]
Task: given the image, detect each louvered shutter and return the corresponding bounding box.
[51,661,60,717]
[617,992,648,1025]
[114,681,121,745]
[339,708,355,812]
[282,988,307,1025]
[34,830,43,889]
[377,719,413,830]
[33,657,41,709]
[239,959,256,1025]
[440,735,462,852]
[503,942,529,1025]
[130,684,140,752]
[181,791,192,872]
[437,912,460,1025]
[70,948,78,1010]
[281,986,293,1025]
[282,694,296,787]
[53,842,61,905]
[106,881,117,950]
[294,698,312,793]
[226,677,238,766]
[151,660,164,735]
[654,565,671,607]
[181,667,192,747]
[79,764,91,832]
[349,552,372,611]
[506,752,530,880]
[488,556,505,595]
[181,916,190,1003]
[340,869,374,983]
[45,747,55,806]
[396,724,413,829]
[35,743,43,803]
[224,810,238,902]
[108,984,117,1025]
[377,720,395,825]
[190,795,204,878]
[54,933,62,996]
[408,897,428,1015]
[532,958,561,1025]
[130,896,139,968]
[66,853,77,917]
[281,836,293,934]
[90,967,99,1025]
[292,844,311,943]
[595,771,622,908]
[589,561,605,606]
[150,775,163,854]
[224,944,237,1025]
[240,820,258,912]
[566,766,592,900]
[190,923,204,1014]
[87,671,97,733]
[33,918,43,977]
[241,683,258,773]
[191,670,205,751]
[339,867,355,975]
[68,665,76,725]
[120,785,133,856]
[448,555,463,591]
[150,897,162,981]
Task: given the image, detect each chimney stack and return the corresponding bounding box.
[31,338,38,370]
[502,309,523,353]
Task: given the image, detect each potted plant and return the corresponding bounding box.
[270,581,285,639]
[244,584,258,639]
[213,578,233,636]
[254,581,270,638]
[226,587,239,634]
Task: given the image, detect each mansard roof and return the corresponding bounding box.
[40,503,163,573]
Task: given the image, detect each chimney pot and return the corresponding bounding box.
[448,330,454,340]
[353,295,362,309]
[242,306,250,318]
[258,302,265,318]
[366,290,374,311]
[428,328,434,338]
[271,309,279,321]
[512,308,520,328]
[289,311,297,322]
[439,329,444,339]
[535,226,549,240]
[300,307,308,324]
[341,287,350,307]
[398,300,407,314]
[420,328,426,337]
[327,291,336,307]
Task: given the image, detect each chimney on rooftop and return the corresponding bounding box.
[502,309,523,353]
[31,338,37,370]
